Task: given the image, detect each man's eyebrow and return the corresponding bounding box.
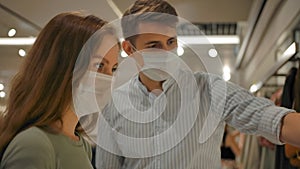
[101,58,109,64]
[168,36,177,40]
[144,36,177,45]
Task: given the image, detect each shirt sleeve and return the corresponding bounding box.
[223,79,294,144]
[0,128,56,169]
[195,72,294,144]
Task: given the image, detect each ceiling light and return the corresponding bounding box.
[177,46,184,56]
[223,65,231,74]
[0,91,5,98]
[249,82,263,93]
[250,84,258,93]
[208,48,218,57]
[178,35,240,45]
[222,73,231,81]
[18,49,26,57]
[8,28,16,37]
[0,83,4,90]
[282,42,296,57]
[0,37,36,45]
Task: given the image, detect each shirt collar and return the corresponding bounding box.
[134,74,175,95]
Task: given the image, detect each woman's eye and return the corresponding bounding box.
[146,43,161,49]
[146,45,156,49]
[96,63,104,69]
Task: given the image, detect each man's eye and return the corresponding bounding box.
[168,39,177,46]
[112,65,118,72]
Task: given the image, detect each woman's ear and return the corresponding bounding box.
[122,41,134,56]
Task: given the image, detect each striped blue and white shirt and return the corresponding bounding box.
[96,71,293,169]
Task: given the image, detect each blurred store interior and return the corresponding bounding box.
[0,0,300,168]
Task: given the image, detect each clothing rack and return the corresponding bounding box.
[240,54,299,169]
[290,55,300,62]
[252,35,299,92]
[240,31,300,169]
[264,47,297,83]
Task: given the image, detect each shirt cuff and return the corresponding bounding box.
[258,106,295,145]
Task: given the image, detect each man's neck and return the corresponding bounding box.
[139,73,163,93]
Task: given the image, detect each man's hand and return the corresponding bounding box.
[280,113,300,147]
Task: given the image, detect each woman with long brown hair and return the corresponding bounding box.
[0,12,119,169]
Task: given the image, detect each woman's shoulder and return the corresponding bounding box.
[11,126,53,147]
[1,126,56,168]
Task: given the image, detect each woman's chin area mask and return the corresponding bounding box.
[73,71,113,118]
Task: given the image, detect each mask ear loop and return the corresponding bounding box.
[124,40,138,55]
[126,41,144,70]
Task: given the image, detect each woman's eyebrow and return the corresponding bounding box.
[92,55,109,64]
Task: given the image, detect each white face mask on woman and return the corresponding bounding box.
[137,49,180,81]
[73,71,112,118]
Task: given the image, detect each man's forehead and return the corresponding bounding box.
[137,22,177,37]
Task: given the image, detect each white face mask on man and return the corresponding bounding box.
[136,48,181,81]
[73,71,112,118]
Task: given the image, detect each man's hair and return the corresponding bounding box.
[121,0,178,45]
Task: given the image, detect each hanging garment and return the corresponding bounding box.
[281,67,297,108]
[275,67,298,169]
[294,61,300,112]
[285,61,300,168]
